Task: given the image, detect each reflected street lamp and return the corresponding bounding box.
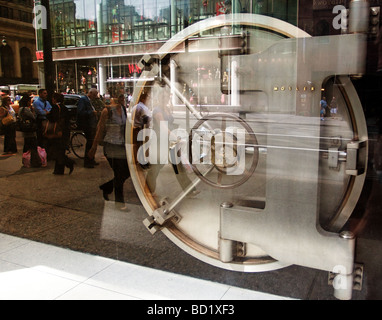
[40,0,55,101]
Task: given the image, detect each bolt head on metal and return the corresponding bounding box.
[340,231,355,239]
[221,202,234,208]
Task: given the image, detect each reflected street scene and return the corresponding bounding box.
[0,0,382,300]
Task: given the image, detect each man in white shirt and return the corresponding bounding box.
[33,89,52,147]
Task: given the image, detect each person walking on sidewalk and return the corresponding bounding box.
[1,95,17,155]
[76,88,99,168]
[33,89,52,148]
[47,93,74,175]
[88,96,130,210]
[131,91,151,168]
[18,94,42,167]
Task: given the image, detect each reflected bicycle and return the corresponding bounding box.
[67,121,87,159]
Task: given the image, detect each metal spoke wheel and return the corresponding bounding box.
[70,131,86,159]
[189,113,259,189]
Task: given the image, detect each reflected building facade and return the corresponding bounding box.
[22,1,382,299]
[36,0,381,98]
[36,0,302,96]
[0,0,38,86]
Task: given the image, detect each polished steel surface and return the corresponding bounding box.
[125,14,368,294]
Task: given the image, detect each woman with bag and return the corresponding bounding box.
[1,96,17,155]
[88,96,130,210]
[0,106,7,137]
[18,95,42,168]
[46,93,74,175]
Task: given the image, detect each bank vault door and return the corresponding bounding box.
[126,14,368,300]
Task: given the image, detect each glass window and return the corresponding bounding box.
[47,0,295,49]
[254,0,298,25]
[74,0,87,46]
[20,47,33,80]
[85,0,98,46]
[56,60,76,93]
[0,45,14,78]
[52,2,65,47]
[77,59,98,93]
[120,4,134,42]
[110,0,122,44]
[47,0,299,48]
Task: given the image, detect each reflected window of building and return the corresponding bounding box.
[51,1,65,47]
[78,60,98,93]
[0,44,14,79]
[20,47,33,81]
[253,0,298,25]
[56,60,76,93]
[47,0,301,48]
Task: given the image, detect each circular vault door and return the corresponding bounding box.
[126,14,368,272]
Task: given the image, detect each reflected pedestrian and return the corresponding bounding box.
[320,97,327,121]
[0,106,7,138]
[330,97,338,117]
[47,93,74,175]
[18,94,41,167]
[88,97,130,210]
[33,89,52,148]
[76,88,99,168]
[1,95,17,155]
[131,91,151,168]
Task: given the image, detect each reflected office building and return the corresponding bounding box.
[36,0,382,96]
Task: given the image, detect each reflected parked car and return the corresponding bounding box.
[63,94,83,123]
[12,94,83,124]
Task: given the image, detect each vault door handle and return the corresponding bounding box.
[346,141,367,176]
